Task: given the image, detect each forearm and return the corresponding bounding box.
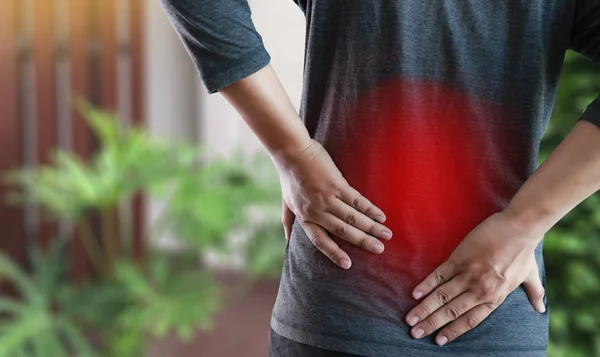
[219,64,312,160]
[503,119,600,238]
[162,0,311,157]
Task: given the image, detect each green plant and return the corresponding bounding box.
[244,211,286,278]
[1,101,285,357]
[83,257,221,357]
[0,240,95,357]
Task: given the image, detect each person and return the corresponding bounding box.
[159,1,600,356]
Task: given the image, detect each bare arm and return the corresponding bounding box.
[219,65,311,158]
[504,120,600,235]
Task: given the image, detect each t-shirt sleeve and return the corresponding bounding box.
[570,0,600,128]
[159,0,271,94]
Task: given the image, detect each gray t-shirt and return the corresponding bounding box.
[160,1,600,356]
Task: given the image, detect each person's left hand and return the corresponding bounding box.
[404,211,547,346]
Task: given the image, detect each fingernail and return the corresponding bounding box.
[340,259,351,269]
[380,230,393,240]
[412,328,425,339]
[538,304,546,313]
[413,291,423,299]
[375,214,386,223]
[436,335,448,346]
[371,242,384,254]
[407,316,419,326]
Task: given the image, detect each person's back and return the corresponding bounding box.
[273,2,563,355]
[161,1,600,356]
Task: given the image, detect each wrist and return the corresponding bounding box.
[500,203,553,240]
[268,136,315,167]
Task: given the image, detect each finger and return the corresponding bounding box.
[406,276,465,328]
[302,221,352,269]
[282,197,295,241]
[434,303,496,346]
[412,262,457,300]
[318,212,385,254]
[409,292,477,340]
[340,186,387,223]
[327,199,393,240]
[522,268,546,313]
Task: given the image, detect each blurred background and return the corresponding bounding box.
[0,1,598,357]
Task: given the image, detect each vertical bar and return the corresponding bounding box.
[130,0,144,127]
[0,0,26,270]
[98,0,117,111]
[68,0,92,157]
[55,0,72,249]
[55,0,71,151]
[32,0,58,249]
[68,0,93,280]
[115,0,132,256]
[130,0,145,261]
[21,0,37,250]
[87,0,119,270]
[116,0,131,127]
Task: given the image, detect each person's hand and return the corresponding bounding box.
[404,211,546,346]
[275,139,393,269]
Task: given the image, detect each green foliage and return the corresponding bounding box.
[95,257,221,357]
[0,240,96,357]
[0,242,226,357]
[6,102,195,221]
[164,152,281,251]
[115,258,218,339]
[543,51,600,357]
[1,102,284,357]
[244,211,287,278]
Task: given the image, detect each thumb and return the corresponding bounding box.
[522,266,546,313]
[282,197,295,241]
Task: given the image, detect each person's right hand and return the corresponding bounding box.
[274,139,393,270]
[216,65,392,268]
